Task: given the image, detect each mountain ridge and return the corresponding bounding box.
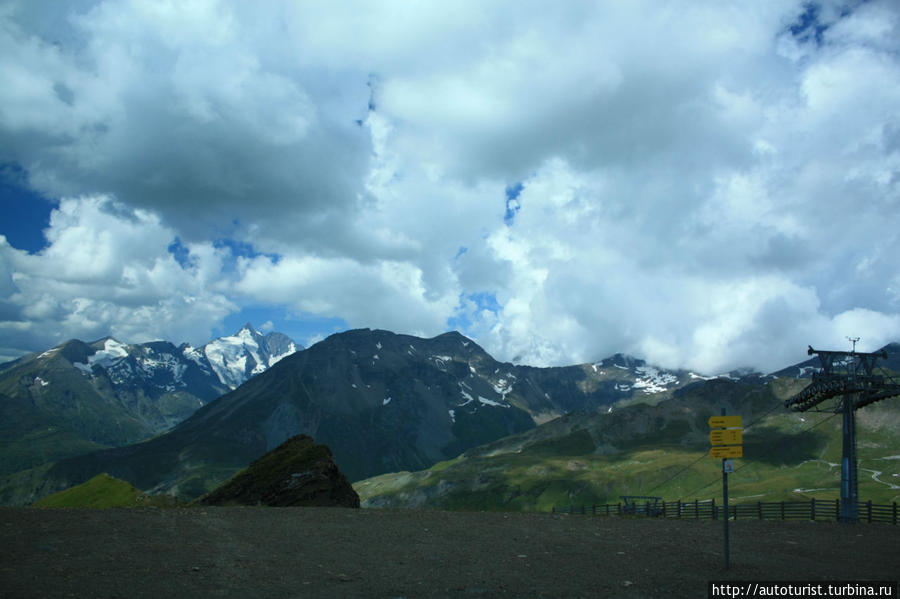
[23,328,770,504]
[4,328,898,507]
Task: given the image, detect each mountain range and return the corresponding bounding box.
[2,328,898,508]
[0,324,298,479]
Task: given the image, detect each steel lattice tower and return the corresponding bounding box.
[784,345,900,522]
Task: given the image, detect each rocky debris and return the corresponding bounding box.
[198,435,359,508]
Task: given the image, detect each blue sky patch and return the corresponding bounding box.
[167,237,191,267]
[0,164,55,254]
[448,291,502,331]
[789,2,830,46]
[504,182,523,225]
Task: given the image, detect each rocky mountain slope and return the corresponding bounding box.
[198,435,359,508]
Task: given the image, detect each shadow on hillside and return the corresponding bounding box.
[742,425,829,466]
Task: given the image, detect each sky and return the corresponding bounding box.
[1,0,899,374]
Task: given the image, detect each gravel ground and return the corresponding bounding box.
[1,507,897,598]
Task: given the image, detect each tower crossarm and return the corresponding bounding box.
[856,383,900,409]
[785,346,894,412]
[784,373,886,412]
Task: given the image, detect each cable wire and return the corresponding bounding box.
[643,391,794,496]
[682,411,839,498]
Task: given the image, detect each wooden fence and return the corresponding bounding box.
[552,498,899,525]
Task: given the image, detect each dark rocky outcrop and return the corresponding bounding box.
[198,435,359,508]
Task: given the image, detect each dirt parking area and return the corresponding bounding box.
[1,507,897,598]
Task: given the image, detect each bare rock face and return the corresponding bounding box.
[198,435,359,508]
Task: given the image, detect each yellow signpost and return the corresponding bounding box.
[708,415,742,428]
[710,412,744,570]
[709,429,743,445]
[709,445,743,458]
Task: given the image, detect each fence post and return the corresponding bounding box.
[811,498,815,521]
[893,502,897,526]
[677,499,681,519]
[835,498,839,521]
[662,501,666,518]
[695,499,699,520]
[867,500,872,523]
[758,502,762,520]
[781,502,785,520]
[712,497,717,521]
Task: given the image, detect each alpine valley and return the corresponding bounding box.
[2,329,898,510]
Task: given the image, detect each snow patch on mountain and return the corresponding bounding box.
[182,345,205,366]
[632,366,678,394]
[73,338,129,373]
[492,378,513,399]
[267,342,296,367]
[478,396,509,408]
[91,339,129,368]
[459,387,475,406]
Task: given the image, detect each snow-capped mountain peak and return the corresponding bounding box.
[65,325,299,393]
[201,324,299,389]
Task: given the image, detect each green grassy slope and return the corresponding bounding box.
[30,473,180,508]
[0,392,111,476]
[355,379,900,510]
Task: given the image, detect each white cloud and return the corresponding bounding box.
[2,1,900,374]
[234,252,456,338]
[0,195,235,352]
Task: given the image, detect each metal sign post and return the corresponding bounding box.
[709,410,743,570]
[722,445,729,570]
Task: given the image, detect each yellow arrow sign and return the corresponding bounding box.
[709,445,743,459]
[709,429,743,445]
[708,415,742,428]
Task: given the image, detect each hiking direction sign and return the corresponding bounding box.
[711,412,743,570]
[708,415,743,459]
[709,445,743,458]
[708,415,742,428]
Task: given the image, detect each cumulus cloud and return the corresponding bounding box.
[0,195,234,354]
[2,0,900,373]
[0,0,371,249]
